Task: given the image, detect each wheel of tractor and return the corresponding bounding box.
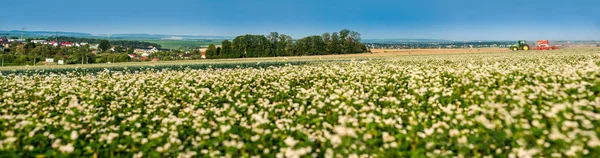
[522,44,530,51]
[512,46,518,51]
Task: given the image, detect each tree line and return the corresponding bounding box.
[204,29,369,59]
[0,29,368,66]
[0,43,99,66]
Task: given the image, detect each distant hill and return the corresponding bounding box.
[0,30,232,40]
[107,34,233,40]
[362,39,453,43]
[0,30,92,37]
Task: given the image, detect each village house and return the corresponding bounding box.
[134,47,158,54]
[31,40,48,44]
[49,41,59,47]
[197,47,208,53]
[141,52,152,57]
[180,53,192,59]
[0,37,11,47]
[89,44,99,49]
[110,47,127,52]
[197,45,221,53]
[8,39,25,43]
[128,54,137,58]
[61,42,74,47]
[0,45,4,52]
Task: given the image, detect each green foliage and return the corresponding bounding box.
[113,46,123,53]
[98,40,111,52]
[94,53,131,63]
[220,40,236,58]
[231,34,272,58]
[206,44,218,59]
[218,29,367,59]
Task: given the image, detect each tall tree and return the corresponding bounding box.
[322,33,331,53]
[126,46,134,54]
[206,44,218,58]
[268,32,279,44]
[98,40,111,52]
[232,35,270,58]
[283,35,294,56]
[220,40,235,58]
[114,46,123,53]
[330,32,342,54]
[268,32,279,56]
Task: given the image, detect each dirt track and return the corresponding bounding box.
[272,48,512,59]
[369,48,510,56]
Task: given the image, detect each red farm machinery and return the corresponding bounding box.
[510,40,560,51]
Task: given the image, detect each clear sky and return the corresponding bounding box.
[1,0,598,40]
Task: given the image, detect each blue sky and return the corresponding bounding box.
[1,0,598,40]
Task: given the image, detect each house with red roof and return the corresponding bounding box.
[49,41,59,47]
[128,54,137,58]
[61,42,74,47]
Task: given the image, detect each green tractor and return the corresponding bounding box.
[510,40,530,51]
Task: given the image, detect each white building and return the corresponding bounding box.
[89,44,99,49]
[8,39,25,42]
[31,40,48,44]
[141,52,152,57]
[135,47,159,54]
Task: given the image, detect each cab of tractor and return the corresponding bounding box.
[511,40,530,51]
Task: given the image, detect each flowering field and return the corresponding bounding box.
[1,49,600,157]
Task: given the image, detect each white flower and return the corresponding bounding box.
[51,139,62,148]
[284,137,298,147]
[333,126,357,138]
[382,132,395,142]
[4,131,14,137]
[329,135,342,147]
[58,143,74,153]
[251,135,260,142]
[133,152,143,158]
[458,136,468,144]
[449,129,460,137]
[70,131,78,140]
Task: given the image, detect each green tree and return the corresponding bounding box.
[220,40,235,58]
[118,53,131,62]
[277,34,293,56]
[268,32,279,55]
[330,32,342,54]
[322,33,331,53]
[98,40,111,52]
[127,46,134,54]
[114,46,123,53]
[232,34,271,58]
[206,44,218,59]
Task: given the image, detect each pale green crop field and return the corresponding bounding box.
[1,48,600,157]
[142,39,222,50]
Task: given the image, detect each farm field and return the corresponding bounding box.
[0,48,513,72]
[142,39,223,50]
[1,48,600,157]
